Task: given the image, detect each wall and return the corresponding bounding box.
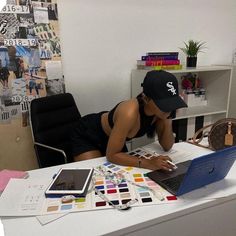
[57,0,236,115]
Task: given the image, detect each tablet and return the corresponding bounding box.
[45,168,94,197]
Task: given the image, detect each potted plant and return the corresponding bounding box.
[180,40,206,67]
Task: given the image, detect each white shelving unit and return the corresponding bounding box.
[130,65,234,149]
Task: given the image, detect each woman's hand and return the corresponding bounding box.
[156,119,175,151]
[149,155,175,171]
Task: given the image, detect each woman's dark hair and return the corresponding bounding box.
[136,93,176,138]
[136,93,156,138]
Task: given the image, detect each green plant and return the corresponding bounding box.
[180,40,206,57]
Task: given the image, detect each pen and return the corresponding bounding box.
[167,160,178,169]
[52,174,57,179]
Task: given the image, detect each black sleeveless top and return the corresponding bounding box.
[108,97,156,140]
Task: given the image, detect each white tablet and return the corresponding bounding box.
[45,168,94,197]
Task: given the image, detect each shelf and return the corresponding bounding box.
[175,105,227,120]
[134,65,232,74]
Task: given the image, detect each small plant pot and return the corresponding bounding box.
[186,57,197,67]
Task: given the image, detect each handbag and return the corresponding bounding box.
[191,118,236,150]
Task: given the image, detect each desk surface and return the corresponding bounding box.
[1,142,236,236]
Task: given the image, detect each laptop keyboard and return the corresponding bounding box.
[162,174,185,192]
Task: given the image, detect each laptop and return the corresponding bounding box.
[147,146,236,196]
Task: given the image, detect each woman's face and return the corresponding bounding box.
[144,99,171,119]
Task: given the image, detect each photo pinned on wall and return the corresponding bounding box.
[34,24,61,58]
[45,60,62,79]
[33,7,49,24]
[8,45,25,79]
[46,78,65,96]
[0,89,14,109]
[11,77,27,97]
[0,94,21,124]
[17,13,35,28]
[26,77,46,98]
[39,41,52,59]
[0,14,20,39]
[38,2,58,20]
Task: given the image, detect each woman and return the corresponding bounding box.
[72,70,187,171]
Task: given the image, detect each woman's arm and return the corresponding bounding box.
[156,118,175,151]
[106,102,174,171]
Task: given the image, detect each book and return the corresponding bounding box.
[0,169,29,193]
[137,64,183,70]
[146,52,179,56]
[141,55,179,61]
[137,59,180,66]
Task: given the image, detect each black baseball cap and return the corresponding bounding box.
[141,70,187,112]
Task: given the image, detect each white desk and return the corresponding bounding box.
[1,142,236,236]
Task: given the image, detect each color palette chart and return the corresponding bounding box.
[40,162,179,215]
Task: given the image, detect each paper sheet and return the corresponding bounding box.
[33,7,49,24]
[36,213,68,225]
[45,61,63,80]
[0,179,49,216]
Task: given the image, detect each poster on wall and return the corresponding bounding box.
[0,0,65,126]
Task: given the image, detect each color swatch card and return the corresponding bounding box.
[128,148,154,159]
[128,147,192,163]
[43,194,91,214]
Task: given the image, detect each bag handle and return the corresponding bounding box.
[189,123,213,149]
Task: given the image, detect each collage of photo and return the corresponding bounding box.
[0,0,64,126]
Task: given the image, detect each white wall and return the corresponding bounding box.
[57,0,236,115]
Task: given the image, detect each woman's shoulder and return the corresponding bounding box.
[118,98,138,111]
[114,98,139,120]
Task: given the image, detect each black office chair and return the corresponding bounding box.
[29,93,81,168]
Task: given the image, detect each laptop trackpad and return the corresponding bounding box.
[147,160,191,181]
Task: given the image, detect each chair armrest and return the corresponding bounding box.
[34,142,67,163]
